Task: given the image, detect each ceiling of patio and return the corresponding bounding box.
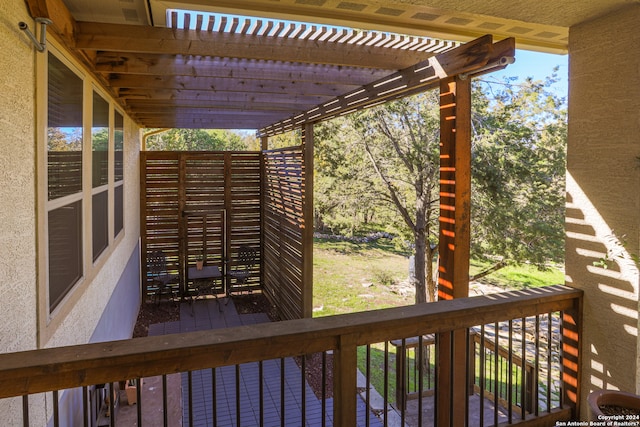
[46,0,633,130]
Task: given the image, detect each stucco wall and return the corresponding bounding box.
[0,0,142,424]
[567,3,640,417]
[0,1,44,424]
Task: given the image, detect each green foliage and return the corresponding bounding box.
[145,128,251,151]
[313,70,567,277]
[471,73,567,267]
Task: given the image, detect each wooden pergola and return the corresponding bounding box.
[28,1,516,423]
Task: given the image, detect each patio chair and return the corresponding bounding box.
[147,250,179,303]
[228,245,257,295]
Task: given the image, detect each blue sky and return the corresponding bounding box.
[486,49,568,97]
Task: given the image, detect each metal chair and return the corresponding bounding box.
[147,250,179,303]
[228,245,257,295]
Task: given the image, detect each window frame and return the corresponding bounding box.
[37,42,128,345]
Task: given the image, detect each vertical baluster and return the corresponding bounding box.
[508,320,513,422]
[535,315,540,415]
[398,340,404,426]
[108,383,115,427]
[433,333,439,423]
[163,375,169,427]
[418,335,423,427]
[53,390,59,427]
[22,394,29,427]
[82,386,88,427]
[479,325,485,427]
[322,351,327,427]
[547,312,552,411]
[188,371,193,427]
[236,364,241,427]
[521,317,527,420]
[258,362,263,427]
[211,368,219,427]
[465,329,470,427]
[494,322,499,424]
[366,345,371,426]
[136,379,142,427]
[281,358,285,427]
[383,341,389,427]
[301,355,306,424]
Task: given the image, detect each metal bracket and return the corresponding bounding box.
[18,17,53,52]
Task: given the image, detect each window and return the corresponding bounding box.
[114,111,124,237]
[92,92,109,261]
[47,52,83,311]
[43,48,128,316]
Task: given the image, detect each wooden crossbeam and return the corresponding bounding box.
[258,35,515,137]
[75,22,433,70]
[107,74,357,97]
[95,54,389,85]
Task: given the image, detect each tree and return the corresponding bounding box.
[471,73,567,273]
[313,71,567,302]
[349,91,442,303]
[145,129,249,151]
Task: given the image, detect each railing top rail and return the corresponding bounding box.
[0,285,581,399]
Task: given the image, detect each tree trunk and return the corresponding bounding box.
[425,244,437,302]
[414,220,427,304]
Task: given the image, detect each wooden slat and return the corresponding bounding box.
[76,22,432,70]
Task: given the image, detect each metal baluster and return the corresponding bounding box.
[366,345,371,427]
[236,364,241,427]
[479,325,485,427]
[22,394,29,427]
[53,390,59,427]
[281,358,285,427]
[258,362,263,427]
[301,355,306,424]
[494,322,499,425]
[508,320,513,422]
[188,371,193,427]
[322,351,327,427]
[418,335,423,427]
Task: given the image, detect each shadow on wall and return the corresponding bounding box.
[565,172,639,404]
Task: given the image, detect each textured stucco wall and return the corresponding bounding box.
[0,1,41,424]
[566,3,640,417]
[0,1,142,424]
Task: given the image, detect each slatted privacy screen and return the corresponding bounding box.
[141,152,262,297]
[263,146,307,320]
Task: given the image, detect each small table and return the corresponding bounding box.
[187,265,224,302]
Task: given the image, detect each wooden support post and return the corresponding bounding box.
[436,75,472,427]
[333,334,357,427]
[178,153,187,296]
[301,124,314,318]
[562,296,582,418]
[139,153,148,301]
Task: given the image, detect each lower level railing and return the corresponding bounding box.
[0,285,581,426]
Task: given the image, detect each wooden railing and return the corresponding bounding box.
[0,285,581,426]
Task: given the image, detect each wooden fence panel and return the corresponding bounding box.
[141,152,262,298]
[263,147,306,320]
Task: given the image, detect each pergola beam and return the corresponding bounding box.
[258,35,515,137]
[75,22,434,70]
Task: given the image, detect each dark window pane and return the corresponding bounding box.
[49,200,83,311]
[92,92,109,188]
[114,184,123,237]
[48,53,83,200]
[92,191,108,261]
[114,111,123,182]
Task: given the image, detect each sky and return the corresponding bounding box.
[486,49,568,97]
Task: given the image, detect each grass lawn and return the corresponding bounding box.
[313,237,565,316]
